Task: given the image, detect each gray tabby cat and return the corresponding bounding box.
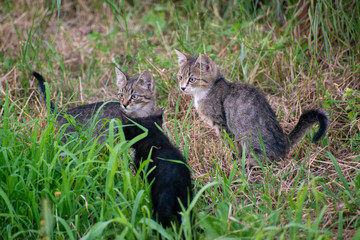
[32,68,156,143]
[115,68,156,118]
[175,50,328,162]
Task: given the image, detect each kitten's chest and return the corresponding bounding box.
[194,90,209,110]
[194,90,225,128]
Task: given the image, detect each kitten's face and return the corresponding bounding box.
[175,50,218,95]
[115,68,156,118]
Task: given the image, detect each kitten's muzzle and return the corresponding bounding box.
[122,99,129,108]
[180,86,186,91]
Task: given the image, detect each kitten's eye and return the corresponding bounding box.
[131,94,137,99]
[119,92,124,98]
[179,76,182,80]
[189,77,195,83]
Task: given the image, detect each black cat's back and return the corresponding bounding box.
[57,101,123,126]
[33,71,124,131]
[32,71,148,143]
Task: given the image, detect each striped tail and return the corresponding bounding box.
[287,109,329,146]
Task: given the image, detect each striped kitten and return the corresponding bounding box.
[175,50,328,163]
[115,68,156,118]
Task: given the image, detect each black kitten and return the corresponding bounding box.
[121,110,192,227]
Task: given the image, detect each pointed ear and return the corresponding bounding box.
[136,70,155,91]
[153,108,164,126]
[195,54,214,72]
[115,67,127,88]
[175,49,191,66]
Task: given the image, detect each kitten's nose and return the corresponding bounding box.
[180,86,186,91]
[122,100,129,108]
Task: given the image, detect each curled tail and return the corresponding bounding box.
[287,109,329,146]
[32,71,55,113]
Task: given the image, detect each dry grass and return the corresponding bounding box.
[1,0,359,239]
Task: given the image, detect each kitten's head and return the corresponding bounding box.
[120,108,164,140]
[175,50,218,95]
[115,68,156,118]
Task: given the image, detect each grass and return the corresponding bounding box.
[0,0,360,239]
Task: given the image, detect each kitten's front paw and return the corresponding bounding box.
[246,157,260,168]
[214,127,221,138]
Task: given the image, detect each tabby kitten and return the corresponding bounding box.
[120,109,192,227]
[115,68,156,118]
[175,50,328,162]
[32,68,156,143]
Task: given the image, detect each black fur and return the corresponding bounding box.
[121,111,192,227]
[33,71,55,112]
[33,71,193,226]
[32,71,127,143]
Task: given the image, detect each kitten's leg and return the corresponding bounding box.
[201,114,222,138]
[234,137,259,168]
[214,125,222,137]
[206,119,222,137]
[233,136,246,156]
[247,154,261,168]
[234,140,243,155]
[233,138,248,163]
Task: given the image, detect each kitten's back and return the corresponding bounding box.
[224,81,289,158]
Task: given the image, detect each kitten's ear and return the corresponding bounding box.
[137,70,155,91]
[115,67,127,88]
[175,49,191,66]
[153,108,164,126]
[195,54,215,73]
